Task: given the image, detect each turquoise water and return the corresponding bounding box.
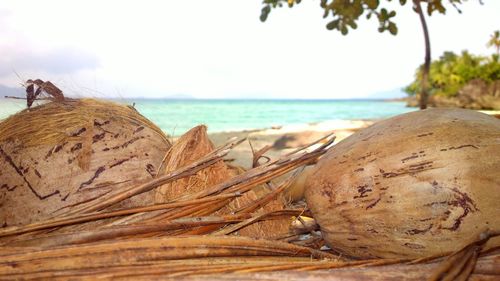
[0,99,415,135]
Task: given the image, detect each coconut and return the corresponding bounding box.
[0,99,171,226]
[305,108,500,259]
[284,166,314,202]
[155,125,235,203]
[155,125,290,238]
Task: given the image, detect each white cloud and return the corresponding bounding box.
[0,47,100,76]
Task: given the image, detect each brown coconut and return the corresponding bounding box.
[155,125,235,203]
[305,108,500,259]
[0,99,171,226]
[155,126,290,238]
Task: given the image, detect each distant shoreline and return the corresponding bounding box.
[1,98,414,135]
[1,95,410,103]
[119,97,406,102]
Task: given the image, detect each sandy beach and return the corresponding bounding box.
[208,119,375,169]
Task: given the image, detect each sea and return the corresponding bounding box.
[0,99,415,136]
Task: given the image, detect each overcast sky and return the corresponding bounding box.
[0,0,499,99]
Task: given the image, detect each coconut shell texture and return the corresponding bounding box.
[305,108,500,259]
[155,125,234,203]
[0,99,171,226]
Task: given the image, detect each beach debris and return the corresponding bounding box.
[25,79,65,108]
[249,140,272,168]
[305,108,500,259]
[0,97,171,226]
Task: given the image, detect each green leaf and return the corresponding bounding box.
[365,0,379,10]
[260,5,271,22]
[326,19,339,31]
[388,22,398,35]
[323,8,330,18]
[341,25,348,35]
[427,3,433,15]
[381,8,388,18]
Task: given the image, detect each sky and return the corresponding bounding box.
[0,0,499,99]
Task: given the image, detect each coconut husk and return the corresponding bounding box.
[153,126,290,238]
[0,98,171,226]
[305,108,500,259]
[213,142,297,239]
[219,183,290,239]
[155,125,235,203]
[283,165,314,202]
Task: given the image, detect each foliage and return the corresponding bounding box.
[404,51,500,97]
[487,30,500,55]
[260,0,468,35]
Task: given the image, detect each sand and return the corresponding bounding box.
[208,119,375,169]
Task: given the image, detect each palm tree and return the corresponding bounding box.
[487,30,500,56]
[413,0,431,110]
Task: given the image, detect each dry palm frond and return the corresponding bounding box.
[428,231,500,281]
[0,235,336,274]
[1,242,498,279]
[0,193,241,238]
